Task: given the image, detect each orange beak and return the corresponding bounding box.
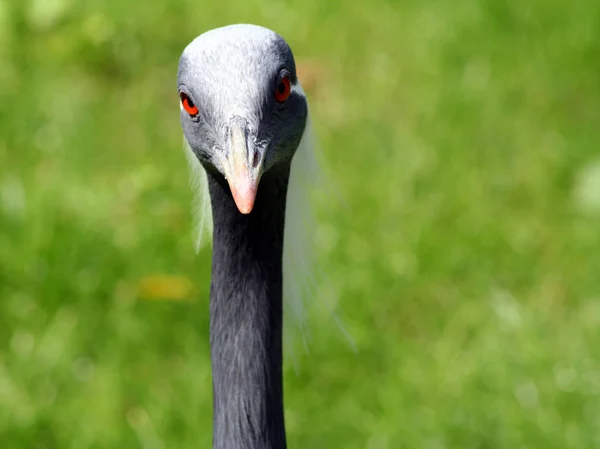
[220,121,262,214]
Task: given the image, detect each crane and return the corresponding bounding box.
[178,24,319,449]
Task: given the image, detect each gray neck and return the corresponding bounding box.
[207,169,289,449]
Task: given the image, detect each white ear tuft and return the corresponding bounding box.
[282,104,355,357]
[184,138,213,253]
[282,112,335,355]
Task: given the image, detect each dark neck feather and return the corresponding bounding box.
[207,169,289,449]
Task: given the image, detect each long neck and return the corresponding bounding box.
[207,169,289,449]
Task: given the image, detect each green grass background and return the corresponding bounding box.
[2,0,600,447]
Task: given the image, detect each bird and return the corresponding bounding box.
[177,24,321,449]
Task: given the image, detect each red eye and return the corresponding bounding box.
[275,75,291,103]
[180,92,199,117]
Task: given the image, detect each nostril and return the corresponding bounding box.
[252,151,260,169]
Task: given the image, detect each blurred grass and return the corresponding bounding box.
[2,0,600,447]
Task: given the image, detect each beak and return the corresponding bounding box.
[219,118,263,214]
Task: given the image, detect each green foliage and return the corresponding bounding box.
[2,0,600,447]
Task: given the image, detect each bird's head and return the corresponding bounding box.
[177,24,308,214]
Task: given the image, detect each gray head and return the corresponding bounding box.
[177,24,308,214]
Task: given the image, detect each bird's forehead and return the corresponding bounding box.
[179,25,292,98]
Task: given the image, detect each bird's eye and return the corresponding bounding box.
[180,92,199,117]
[274,74,291,103]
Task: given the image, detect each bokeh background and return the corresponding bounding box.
[2,0,600,447]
